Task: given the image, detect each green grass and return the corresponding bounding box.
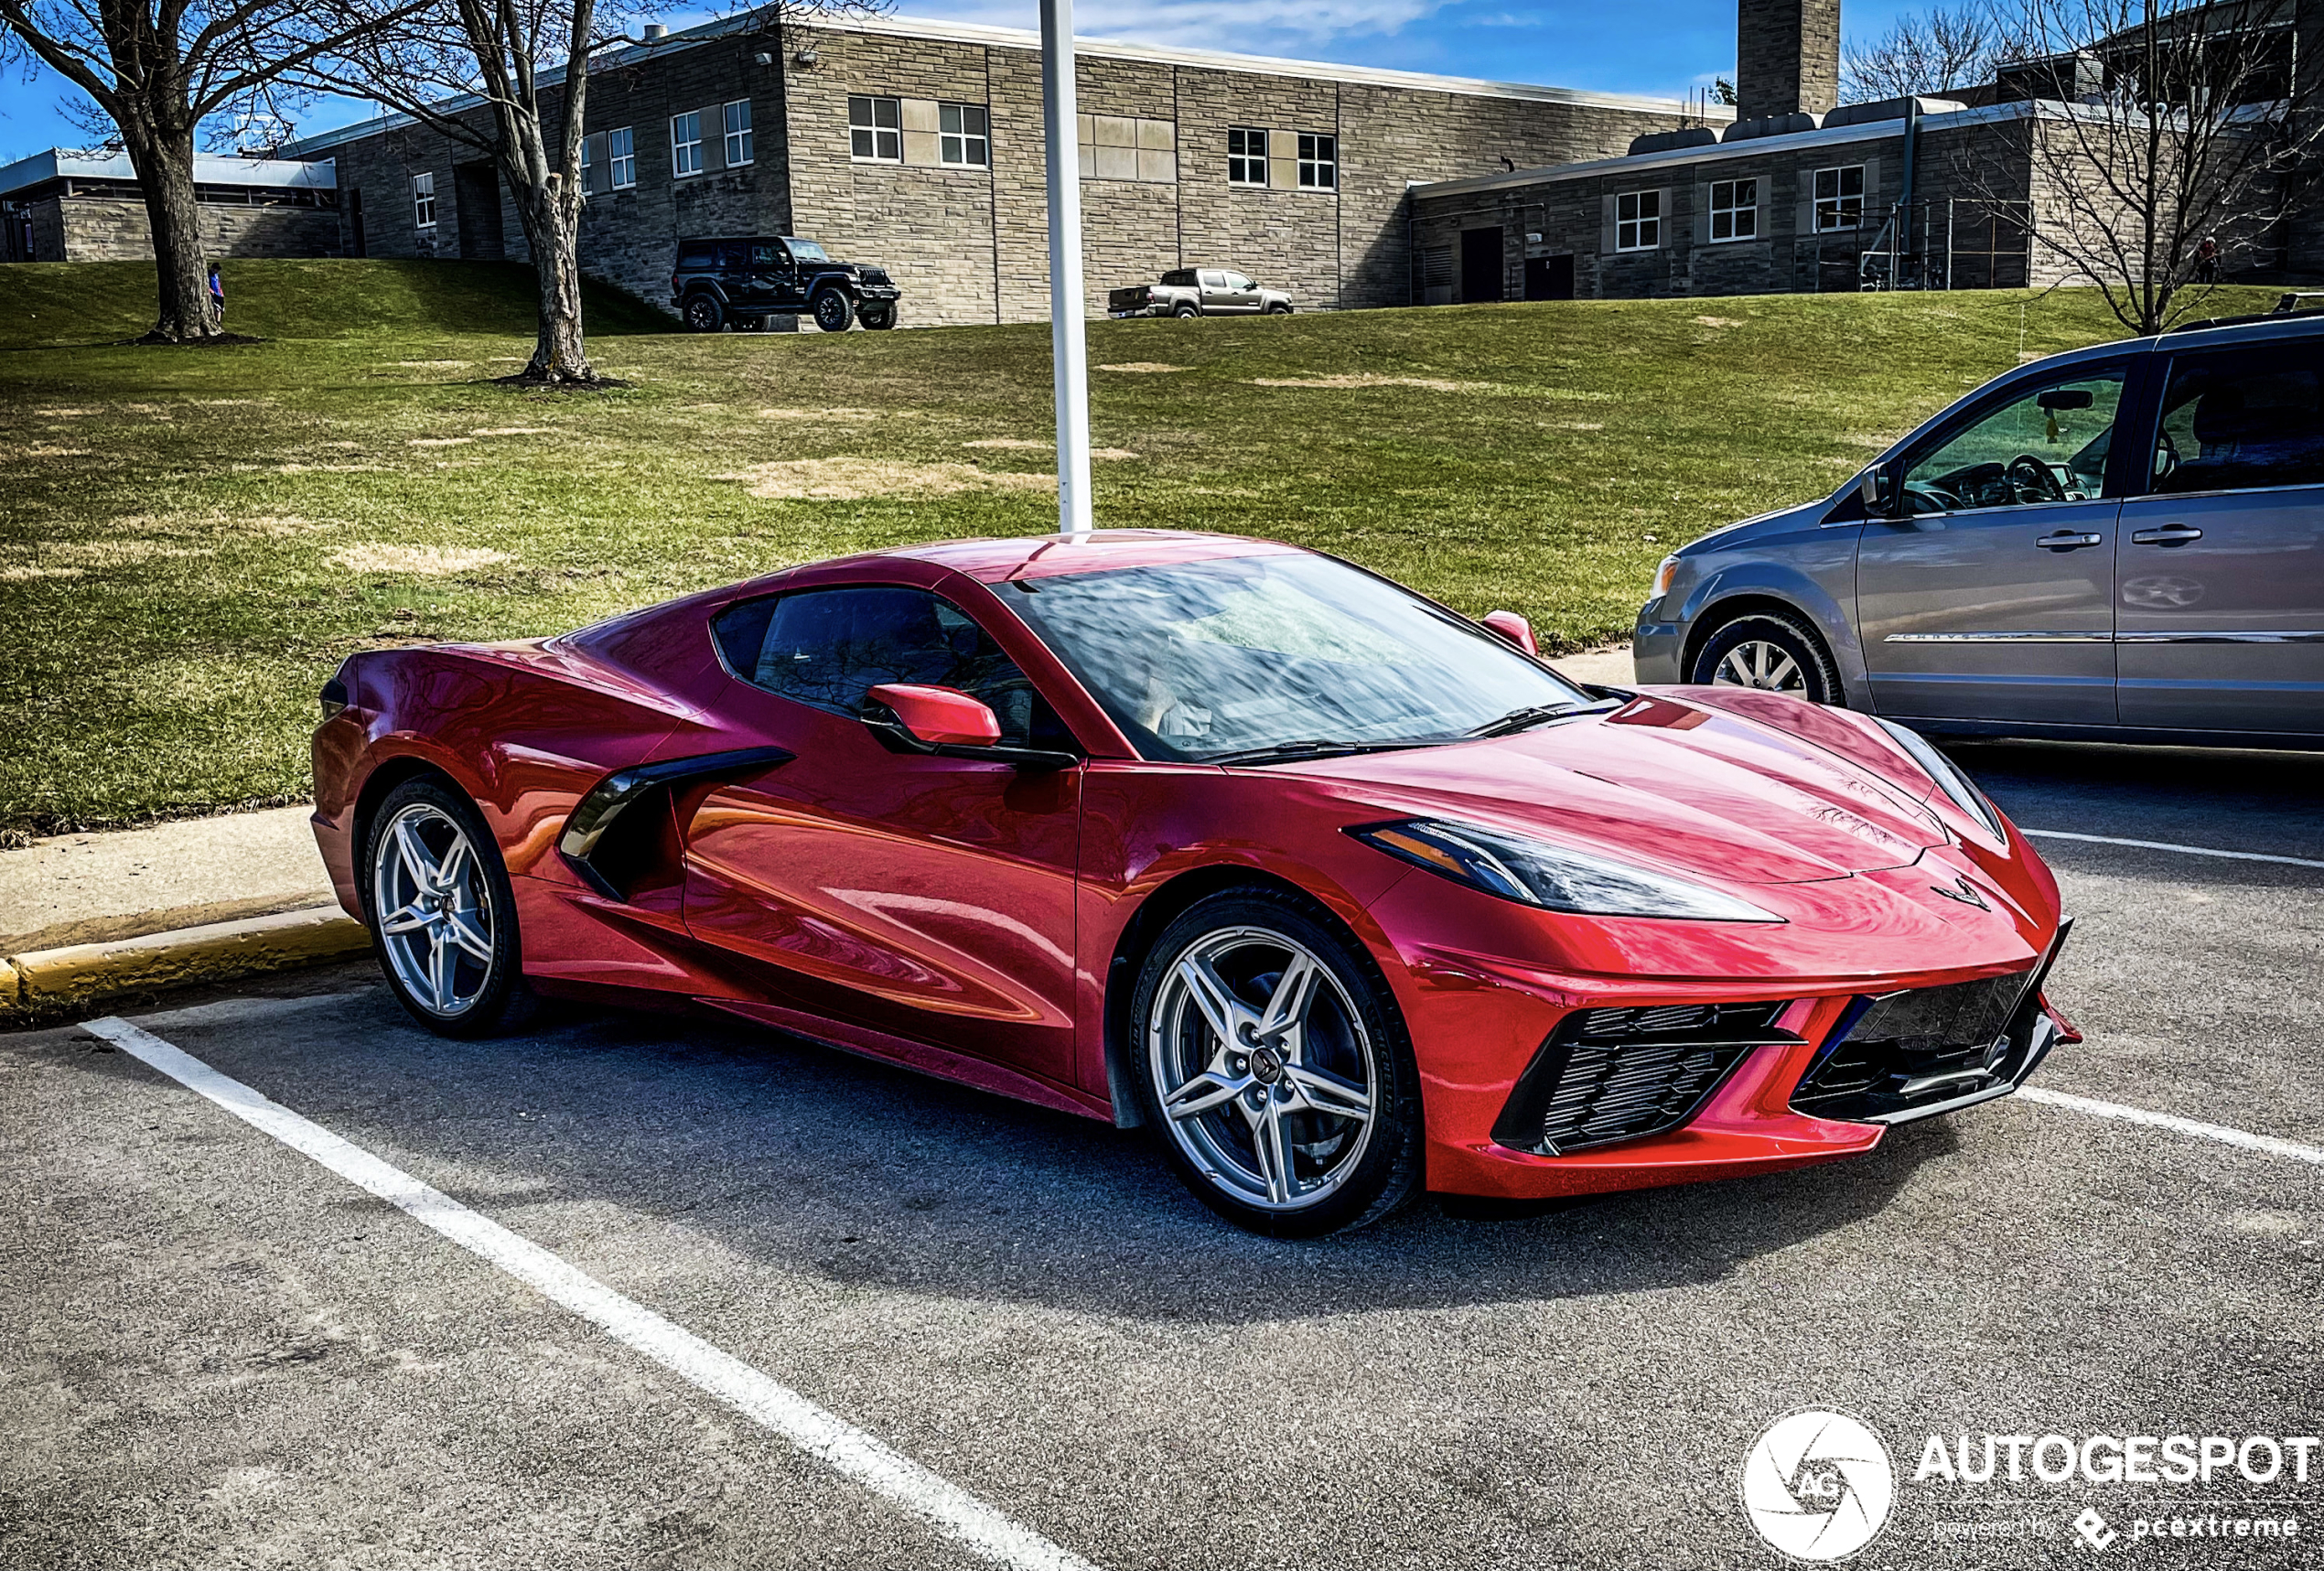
[1,261,2272,832]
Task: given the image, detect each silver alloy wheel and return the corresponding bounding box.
[1713,638,1807,693]
[371,802,496,1018]
[1146,925,1377,1212]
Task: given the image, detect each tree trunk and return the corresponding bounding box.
[515,178,594,382]
[122,123,220,342]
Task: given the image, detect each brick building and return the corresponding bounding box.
[280,12,1724,324]
[0,150,340,264]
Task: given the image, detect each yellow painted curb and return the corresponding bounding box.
[7,905,369,1011]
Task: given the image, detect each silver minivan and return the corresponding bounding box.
[1634,312,2324,745]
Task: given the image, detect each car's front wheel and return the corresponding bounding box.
[812,289,855,332]
[1690,609,1841,705]
[1131,888,1422,1237]
[362,777,536,1038]
[1264,302,1293,315]
[683,294,725,333]
[859,303,898,330]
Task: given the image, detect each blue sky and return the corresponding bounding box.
[1,0,1927,164]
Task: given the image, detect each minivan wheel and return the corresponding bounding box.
[683,294,725,333]
[812,289,855,332]
[1131,888,1423,1238]
[1690,610,1841,705]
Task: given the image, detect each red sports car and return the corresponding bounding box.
[311,531,2076,1236]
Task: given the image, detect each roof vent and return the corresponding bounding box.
[641,22,667,40]
[1722,112,1823,143]
[1626,127,1720,156]
[1821,95,1964,128]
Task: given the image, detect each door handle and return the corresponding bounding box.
[2130,525,2204,546]
[2035,530,2103,551]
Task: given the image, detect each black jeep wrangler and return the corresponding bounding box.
[672,235,902,333]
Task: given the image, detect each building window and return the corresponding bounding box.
[672,112,704,178]
[724,100,753,167]
[1228,126,1268,187]
[940,102,989,167]
[411,170,435,228]
[1709,178,1758,242]
[577,137,593,195]
[1616,189,1661,251]
[1815,165,1866,231]
[1297,133,1336,189]
[850,96,902,162]
[608,126,635,189]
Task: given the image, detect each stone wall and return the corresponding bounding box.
[1737,0,1841,121]
[30,194,340,263]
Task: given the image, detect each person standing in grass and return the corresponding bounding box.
[208,264,225,323]
[2194,237,2221,285]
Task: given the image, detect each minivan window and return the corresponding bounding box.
[2148,341,2324,494]
[1900,367,2125,513]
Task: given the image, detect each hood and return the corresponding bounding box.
[1282,693,1948,887]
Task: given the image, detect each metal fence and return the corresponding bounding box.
[1793,199,2034,292]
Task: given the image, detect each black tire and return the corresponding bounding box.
[860,303,898,330]
[360,776,538,1038]
[1128,887,1423,1237]
[812,289,855,332]
[1689,609,1842,705]
[1264,302,1293,315]
[1173,303,1200,318]
[683,293,725,333]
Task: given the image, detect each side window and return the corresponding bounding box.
[1199,270,1224,290]
[1900,368,2126,513]
[1224,273,1253,291]
[713,587,1071,749]
[748,242,782,268]
[2148,343,2324,495]
[677,244,715,270]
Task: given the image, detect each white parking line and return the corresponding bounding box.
[2021,828,2324,871]
[2020,1085,2324,1167]
[82,1016,1098,1571]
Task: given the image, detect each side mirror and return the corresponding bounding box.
[1858,463,1899,515]
[1480,609,1538,656]
[866,683,1001,747]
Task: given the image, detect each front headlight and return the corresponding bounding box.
[1651,554,1681,598]
[1871,716,2007,842]
[1350,819,1781,922]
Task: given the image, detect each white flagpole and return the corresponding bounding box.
[1039,0,1095,537]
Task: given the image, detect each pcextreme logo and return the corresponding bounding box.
[1740,1408,1897,1562]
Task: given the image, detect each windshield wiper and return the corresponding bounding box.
[1463,698,1622,738]
[1203,738,1438,767]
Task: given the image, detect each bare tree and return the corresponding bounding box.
[1843,5,2006,102]
[0,0,409,340]
[296,1,877,384]
[1979,0,2323,333]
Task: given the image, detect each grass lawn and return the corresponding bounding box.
[1,261,2268,833]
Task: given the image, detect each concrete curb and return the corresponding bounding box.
[5,905,369,1016]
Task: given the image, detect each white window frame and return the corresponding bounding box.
[1615,189,1661,251]
[608,126,636,189]
[1814,164,1866,231]
[411,170,436,229]
[1296,132,1336,190]
[1708,177,1758,242]
[939,102,989,167]
[850,96,902,162]
[724,100,753,167]
[1228,125,1268,187]
[671,111,704,178]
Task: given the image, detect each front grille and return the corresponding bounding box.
[1791,969,2039,1123]
[1492,1001,1798,1156]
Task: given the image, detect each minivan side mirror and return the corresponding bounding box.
[1480,609,1539,655]
[866,683,1002,747]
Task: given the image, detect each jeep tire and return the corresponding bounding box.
[812,289,855,333]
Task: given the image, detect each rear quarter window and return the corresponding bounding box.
[678,245,716,269]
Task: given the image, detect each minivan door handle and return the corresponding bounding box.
[2130,525,2204,546]
[2035,530,2103,551]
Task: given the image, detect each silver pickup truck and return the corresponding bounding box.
[1109,267,1294,317]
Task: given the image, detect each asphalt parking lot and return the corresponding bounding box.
[4,739,2319,1569]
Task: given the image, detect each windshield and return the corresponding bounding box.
[1001,553,1589,761]
[785,237,831,263]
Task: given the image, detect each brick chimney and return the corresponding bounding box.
[1738,0,1842,120]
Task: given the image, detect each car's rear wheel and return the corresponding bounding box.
[859,303,897,330]
[362,777,536,1038]
[812,289,855,332]
[1690,610,1841,705]
[1173,303,1200,318]
[683,294,725,333]
[1131,888,1422,1237]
